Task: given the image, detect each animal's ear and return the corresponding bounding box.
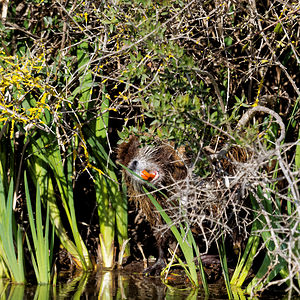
[169,146,188,180]
[117,135,140,166]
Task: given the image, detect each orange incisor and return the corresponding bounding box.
[141,170,156,181]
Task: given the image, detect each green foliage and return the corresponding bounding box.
[297,128,300,170]
[24,172,54,284]
[216,236,233,299]
[0,0,131,274]
[0,0,299,295]
[0,178,25,283]
[143,186,208,292]
[230,221,260,288]
[26,131,92,270]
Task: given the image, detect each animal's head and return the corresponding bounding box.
[117,136,188,192]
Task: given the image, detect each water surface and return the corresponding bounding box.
[0,270,294,299]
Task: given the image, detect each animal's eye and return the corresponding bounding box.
[129,160,138,170]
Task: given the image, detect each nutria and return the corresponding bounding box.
[116,106,286,275]
[117,135,188,274]
[117,135,251,275]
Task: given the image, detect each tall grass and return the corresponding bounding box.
[143,187,208,294]
[245,187,292,295]
[230,221,260,287]
[24,172,54,284]
[27,135,92,270]
[0,178,25,283]
[87,90,130,268]
[0,0,299,294]
[0,39,129,278]
[216,236,233,299]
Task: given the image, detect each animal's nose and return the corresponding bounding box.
[129,160,138,171]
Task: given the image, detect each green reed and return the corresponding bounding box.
[24,172,54,284]
[0,177,25,283]
[143,187,208,293]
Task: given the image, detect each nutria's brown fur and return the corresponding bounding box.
[117,136,188,274]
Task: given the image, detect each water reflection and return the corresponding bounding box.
[0,281,25,300]
[0,271,202,299]
[0,271,290,299]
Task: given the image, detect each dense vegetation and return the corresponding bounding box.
[0,0,299,298]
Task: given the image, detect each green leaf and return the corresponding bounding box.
[142,186,204,289]
[295,128,300,169]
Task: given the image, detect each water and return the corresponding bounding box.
[0,271,294,299]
